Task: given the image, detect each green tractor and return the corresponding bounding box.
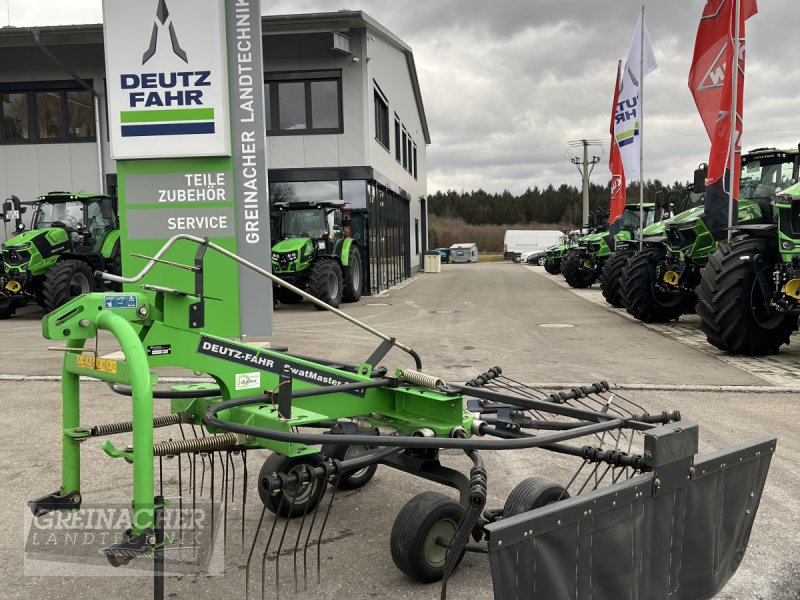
[561,204,655,289]
[544,229,584,275]
[622,147,799,324]
[600,196,674,308]
[0,192,120,318]
[271,200,363,309]
[697,148,800,354]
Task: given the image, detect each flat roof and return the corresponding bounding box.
[0,10,430,144]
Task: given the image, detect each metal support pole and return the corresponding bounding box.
[60,339,84,495]
[638,5,645,251]
[727,0,742,241]
[153,495,164,600]
[582,140,590,227]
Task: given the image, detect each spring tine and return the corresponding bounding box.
[592,464,614,490]
[241,450,248,553]
[261,494,287,600]
[230,451,237,505]
[560,459,587,500]
[576,462,602,496]
[159,456,164,497]
[177,452,183,532]
[245,501,268,600]
[275,484,301,600]
[316,472,341,584]
[210,453,215,532]
[191,425,208,497]
[223,451,230,549]
[291,476,314,594]
[192,452,197,538]
[301,476,326,592]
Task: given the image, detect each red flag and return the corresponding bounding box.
[688,0,758,198]
[609,60,626,225]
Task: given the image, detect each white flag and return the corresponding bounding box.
[613,14,657,180]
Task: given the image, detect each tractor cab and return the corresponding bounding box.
[270,200,362,308]
[272,200,344,247]
[27,192,118,252]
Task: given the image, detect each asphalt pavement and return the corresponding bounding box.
[0,261,797,599]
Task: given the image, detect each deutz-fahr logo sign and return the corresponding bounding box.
[102,0,230,159]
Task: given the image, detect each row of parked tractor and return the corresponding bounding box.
[0,193,362,319]
[542,146,800,356]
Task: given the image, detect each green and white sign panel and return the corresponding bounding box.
[102,0,272,337]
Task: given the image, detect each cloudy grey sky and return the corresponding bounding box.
[3,0,798,195]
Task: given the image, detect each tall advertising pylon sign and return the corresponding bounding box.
[102,0,272,337]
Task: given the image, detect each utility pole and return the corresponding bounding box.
[570,140,601,227]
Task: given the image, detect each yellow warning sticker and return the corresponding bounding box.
[76,356,118,374]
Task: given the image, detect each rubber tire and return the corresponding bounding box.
[697,236,799,355]
[537,255,547,266]
[257,452,327,518]
[621,246,696,323]
[544,258,560,275]
[600,249,634,308]
[42,259,96,312]
[0,303,15,319]
[308,259,343,309]
[342,246,362,303]
[276,286,303,304]
[390,492,465,583]
[512,254,522,264]
[320,443,378,490]
[561,250,597,288]
[503,477,570,518]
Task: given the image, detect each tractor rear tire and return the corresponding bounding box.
[503,477,569,518]
[0,301,15,319]
[257,452,327,518]
[342,246,362,303]
[42,260,96,312]
[320,443,378,490]
[544,258,560,275]
[697,236,799,355]
[308,259,343,309]
[390,492,465,583]
[275,286,303,304]
[600,249,633,308]
[561,251,596,288]
[621,246,696,323]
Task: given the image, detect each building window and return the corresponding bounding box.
[394,116,401,162]
[401,129,407,169]
[265,70,342,135]
[413,144,418,179]
[415,218,419,254]
[2,93,28,140]
[0,82,95,144]
[374,84,389,150]
[406,137,413,173]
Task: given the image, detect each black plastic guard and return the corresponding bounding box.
[486,435,776,600]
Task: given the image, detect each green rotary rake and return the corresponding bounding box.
[28,234,775,600]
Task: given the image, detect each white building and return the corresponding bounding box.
[0,10,430,293]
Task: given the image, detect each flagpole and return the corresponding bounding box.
[727,0,741,241]
[638,5,645,250]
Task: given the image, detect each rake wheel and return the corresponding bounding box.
[390,491,465,583]
[503,477,569,518]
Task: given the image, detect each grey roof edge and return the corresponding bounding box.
[0,11,431,144]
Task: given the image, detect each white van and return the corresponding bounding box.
[503,230,563,262]
[450,243,478,263]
